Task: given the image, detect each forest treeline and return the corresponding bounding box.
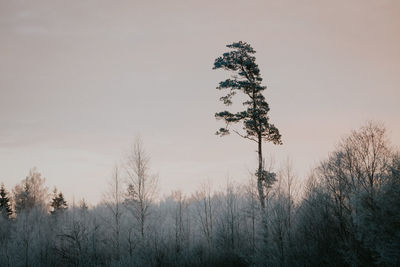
[0,122,399,267]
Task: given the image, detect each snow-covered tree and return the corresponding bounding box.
[124,138,158,239]
[13,168,49,214]
[103,165,123,260]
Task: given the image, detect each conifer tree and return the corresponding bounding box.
[213,41,282,208]
[0,184,12,218]
[50,188,68,215]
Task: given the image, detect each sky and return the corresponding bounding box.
[0,0,399,204]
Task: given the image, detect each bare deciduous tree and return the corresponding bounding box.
[193,181,214,252]
[103,165,123,260]
[13,168,50,214]
[124,138,158,239]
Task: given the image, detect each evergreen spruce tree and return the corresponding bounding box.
[213,41,282,208]
[50,188,68,215]
[0,184,12,218]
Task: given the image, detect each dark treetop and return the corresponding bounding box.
[213,41,282,145]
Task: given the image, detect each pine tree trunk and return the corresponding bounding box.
[257,133,265,209]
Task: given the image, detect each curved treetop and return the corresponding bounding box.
[213,41,282,145]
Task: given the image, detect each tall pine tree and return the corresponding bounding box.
[213,41,282,209]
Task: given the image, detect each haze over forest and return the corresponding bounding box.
[1,0,399,204]
[0,1,399,266]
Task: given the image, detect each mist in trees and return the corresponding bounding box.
[292,123,400,267]
[0,123,399,266]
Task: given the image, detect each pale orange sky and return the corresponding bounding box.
[0,0,399,204]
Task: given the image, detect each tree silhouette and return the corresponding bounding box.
[213,41,282,208]
[50,188,68,215]
[0,184,12,218]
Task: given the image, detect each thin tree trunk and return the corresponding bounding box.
[257,134,265,209]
